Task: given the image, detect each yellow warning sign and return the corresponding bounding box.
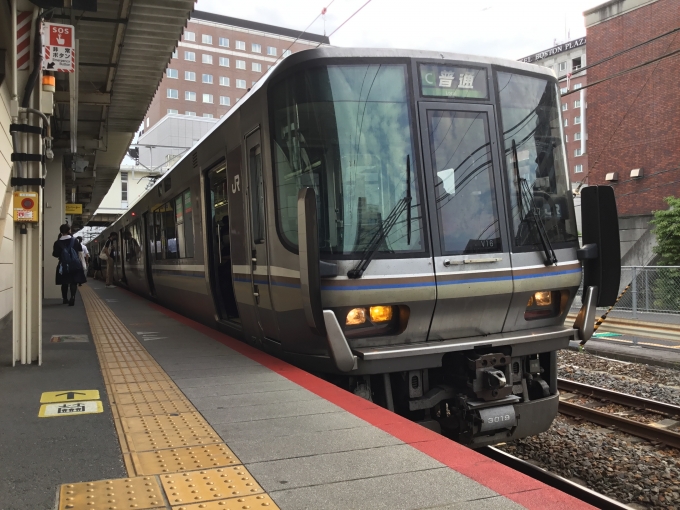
[65,203,82,214]
[13,191,39,222]
[40,390,100,403]
[39,400,103,417]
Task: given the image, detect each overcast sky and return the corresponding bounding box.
[196,0,606,60]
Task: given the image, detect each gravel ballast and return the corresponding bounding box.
[495,350,680,509]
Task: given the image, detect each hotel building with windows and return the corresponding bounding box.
[144,11,330,130]
[519,38,588,184]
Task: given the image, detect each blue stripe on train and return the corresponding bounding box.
[232,267,581,291]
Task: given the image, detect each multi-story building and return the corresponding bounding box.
[144,11,330,129]
[519,38,588,185]
[583,0,680,265]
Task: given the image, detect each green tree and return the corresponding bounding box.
[651,196,680,265]
[651,197,680,312]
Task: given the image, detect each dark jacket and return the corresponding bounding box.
[52,236,86,285]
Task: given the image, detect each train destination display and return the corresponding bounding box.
[419,64,488,99]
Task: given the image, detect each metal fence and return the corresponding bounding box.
[572,266,680,317]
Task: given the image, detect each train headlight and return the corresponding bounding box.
[525,291,561,320]
[369,305,393,323]
[533,291,552,306]
[346,308,367,325]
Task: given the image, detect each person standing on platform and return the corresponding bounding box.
[76,236,89,286]
[52,224,86,306]
[103,232,118,288]
[78,236,90,266]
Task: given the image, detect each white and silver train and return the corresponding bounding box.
[90,47,620,446]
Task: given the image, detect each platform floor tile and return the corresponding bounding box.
[268,468,512,510]
[171,494,277,510]
[160,466,264,505]
[58,476,164,510]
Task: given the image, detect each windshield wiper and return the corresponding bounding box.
[348,155,412,279]
[512,140,558,266]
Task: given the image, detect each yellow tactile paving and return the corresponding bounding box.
[122,412,213,434]
[54,285,280,510]
[58,476,164,510]
[127,427,223,452]
[133,444,242,475]
[115,388,188,406]
[172,494,277,510]
[160,467,264,506]
[119,400,197,418]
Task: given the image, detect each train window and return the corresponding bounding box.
[152,189,194,260]
[249,145,265,243]
[496,71,578,249]
[123,221,142,264]
[270,64,422,256]
[425,109,501,254]
[184,190,194,258]
[175,195,186,258]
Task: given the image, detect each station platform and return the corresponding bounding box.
[0,282,592,510]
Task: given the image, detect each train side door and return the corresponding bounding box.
[243,129,278,340]
[142,212,156,297]
[419,102,513,340]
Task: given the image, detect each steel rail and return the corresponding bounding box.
[558,378,680,417]
[478,446,631,509]
[558,400,680,449]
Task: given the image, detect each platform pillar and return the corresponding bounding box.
[43,160,65,300]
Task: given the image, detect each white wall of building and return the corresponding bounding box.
[96,165,157,216]
[0,41,15,324]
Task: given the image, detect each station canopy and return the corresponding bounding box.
[49,0,195,228]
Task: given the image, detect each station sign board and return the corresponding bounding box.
[65,203,83,215]
[13,191,39,222]
[42,22,75,72]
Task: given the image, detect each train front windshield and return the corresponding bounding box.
[496,72,578,249]
[270,62,576,256]
[271,64,422,255]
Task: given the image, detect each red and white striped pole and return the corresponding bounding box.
[16,10,31,70]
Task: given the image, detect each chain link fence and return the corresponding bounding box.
[571,266,680,318]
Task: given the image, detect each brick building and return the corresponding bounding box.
[584,0,680,217]
[144,11,330,130]
[519,38,588,185]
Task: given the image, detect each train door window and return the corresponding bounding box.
[175,195,186,258]
[425,109,501,254]
[249,144,264,243]
[183,190,194,258]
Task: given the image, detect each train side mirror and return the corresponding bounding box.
[579,185,621,307]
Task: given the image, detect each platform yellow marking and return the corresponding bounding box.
[40,389,100,403]
[58,476,164,510]
[39,400,103,417]
[115,388,187,406]
[127,428,223,452]
[122,412,213,434]
[119,400,197,418]
[161,467,264,506]
[172,494,277,510]
[133,444,241,475]
[55,285,280,510]
[173,494,276,509]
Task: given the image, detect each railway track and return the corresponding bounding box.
[566,313,680,342]
[557,378,680,449]
[478,446,631,509]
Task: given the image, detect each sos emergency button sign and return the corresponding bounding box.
[13,191,39,222]
[42,23,75,72]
